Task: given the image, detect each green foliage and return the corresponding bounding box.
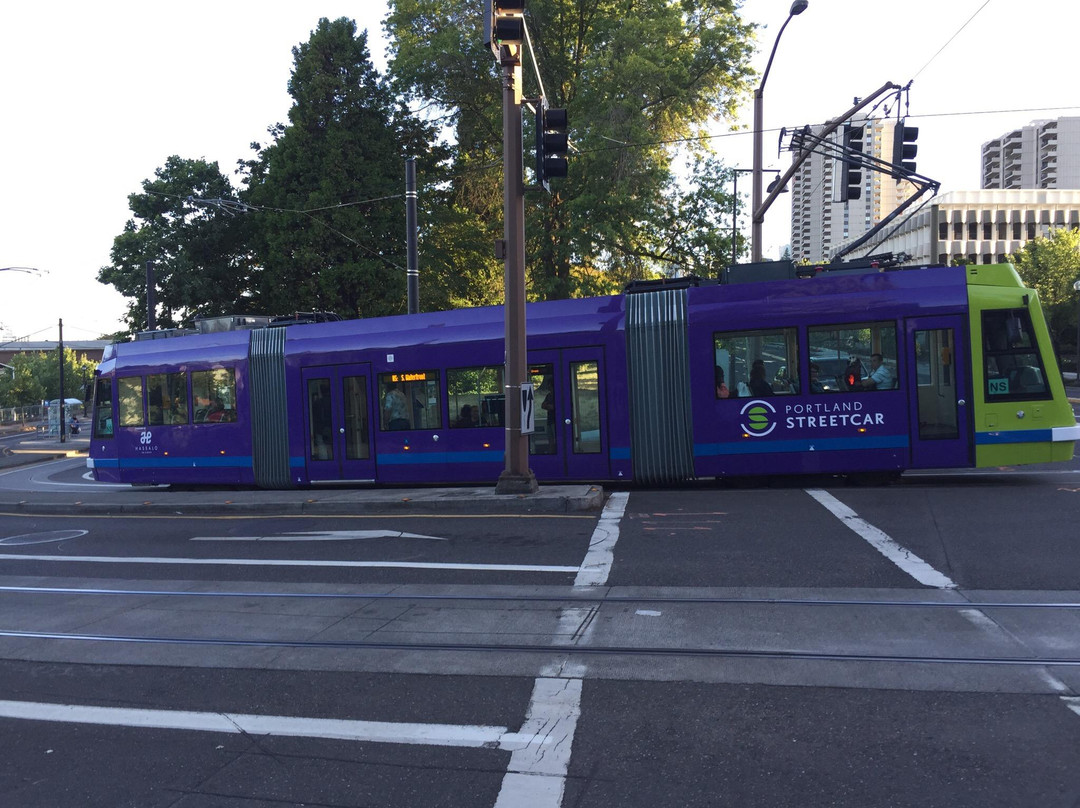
[98,6,756,323]
[241,17,448,318]
[385,0,755,299]
[1011,227,1080,348]
[97,156,253,333]
[0,349,97,408]
[100,18,447,326]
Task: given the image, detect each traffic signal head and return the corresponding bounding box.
[891,122,919,178]
[840,124,864,202]
[535,104,568,190]
[485,0,525,57]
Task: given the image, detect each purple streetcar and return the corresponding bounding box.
[88,262,1079,487]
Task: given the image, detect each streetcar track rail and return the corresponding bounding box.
[1,626,1078,667]
[2,585,1079,668]
[1,584,1079,610]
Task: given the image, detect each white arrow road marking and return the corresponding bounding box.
[190,530,448,542]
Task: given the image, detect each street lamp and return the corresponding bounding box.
[751,0,808,263]
[0,266,45,276]
[1073,278,1080,385]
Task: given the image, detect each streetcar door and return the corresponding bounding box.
[905,316,972,468]
[527,348,610,480]
[301,364,377,482]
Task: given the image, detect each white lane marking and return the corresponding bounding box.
[0,530,88,546]
[495,677,583,808]
[0,458,131,489]
[574,491,628,587]
[191,530,448,542]
[0,553,578,573]
[1041,671,1071,694]
[958,608,1000,631]
[805,489,957,589]
[0,699,543,750]
[1062,697,1080,718]
[960,609,1074,693]
[635,609,662,617]
[542,493,629,678]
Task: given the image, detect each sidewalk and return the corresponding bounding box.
[0,434,604,515]
[0,431,88,470]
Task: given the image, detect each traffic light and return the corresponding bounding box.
[891,122,919,178]
[840,123,864,202]
[535,104,568,190]
[484,0,525,57]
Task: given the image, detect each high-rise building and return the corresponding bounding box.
[789,117,916,263]
[981,117,1080,190]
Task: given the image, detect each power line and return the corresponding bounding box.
[911,0,992,81]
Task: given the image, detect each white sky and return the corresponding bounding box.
[1,0,1076,342]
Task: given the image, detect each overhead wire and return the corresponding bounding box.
[910,0,992,81]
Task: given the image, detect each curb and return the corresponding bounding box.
[0,488,606,517]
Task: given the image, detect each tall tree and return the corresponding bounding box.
[98,156,253,332]
[0,349,97,408]
[385,0,755,299]
[1011,226,1080,350]
[242,17,446,318]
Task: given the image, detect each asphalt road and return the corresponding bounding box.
[2,458,1080,806]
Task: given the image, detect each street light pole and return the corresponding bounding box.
[751,0,808,263]
[732,168,781,271]
[1073,279,1080,386]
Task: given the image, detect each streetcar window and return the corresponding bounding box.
[192,368,237,423]
[529,364,556,456]
[92,377,113,439]
[571,361,602,454]
[307,378,333,460]
[808,322,898,392]
[147,372,188,426]
[982,309,1049,399]
[117,376,144,427]
[714,328,798,397]
[379,370,442,431]
[447,366,502,428]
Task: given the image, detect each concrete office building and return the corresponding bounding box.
[981,117,1080,190]
[790,117,916,263]
[835,189,1080,266]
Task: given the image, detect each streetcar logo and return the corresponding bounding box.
[739,399,777,437]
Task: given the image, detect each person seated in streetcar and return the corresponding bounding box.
[748,359,773,397]
[858,353,894,390]
[453,404,475,428]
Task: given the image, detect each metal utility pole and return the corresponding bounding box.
[406,157,420,314]
[58,318,65,443]
[495,40,538,494]
[751,0,808,262]
[145,260,156,331]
